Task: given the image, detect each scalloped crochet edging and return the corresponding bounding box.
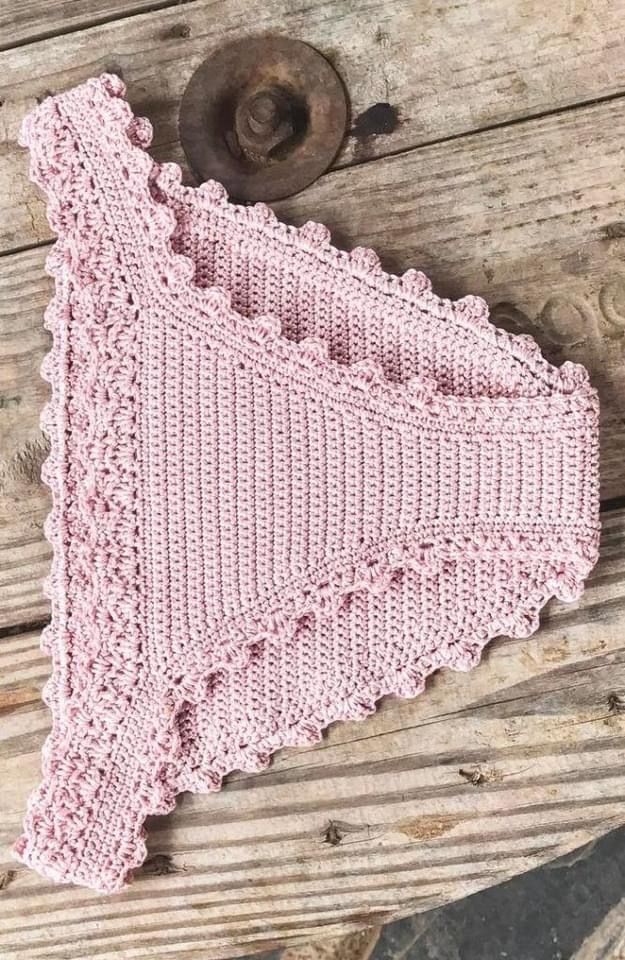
[12,562,588,893]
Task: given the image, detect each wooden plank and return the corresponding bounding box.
[0,0,187,50]
[1,508,625,958]
[572,896,625,959]
[0,245,51,630]
[2,94,624,629]
[272,926,383,960]
[2,0,625,251]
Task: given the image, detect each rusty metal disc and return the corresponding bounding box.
[178,35,348,202]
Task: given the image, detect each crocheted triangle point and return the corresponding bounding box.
[14,73,600,893]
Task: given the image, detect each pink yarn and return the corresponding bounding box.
[14,73,600,893]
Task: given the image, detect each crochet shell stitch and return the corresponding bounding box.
[14,73,600,893]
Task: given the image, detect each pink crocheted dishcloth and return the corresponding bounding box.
[15,73,600,893]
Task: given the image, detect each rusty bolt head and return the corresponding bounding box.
[235,86,297,163]
[246,90,282,132]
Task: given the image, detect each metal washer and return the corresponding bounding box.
[178,35,349,202]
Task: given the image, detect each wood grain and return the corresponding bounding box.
[0,0,190,50]
[2,0,625,951]
[572,895,625,959]
[0,245,50,630]
[2,94,625,629]
[2,0,625,249]
[279,926,382,960]
[1,508,625,958]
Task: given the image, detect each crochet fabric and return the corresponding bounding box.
[15,73,600,893]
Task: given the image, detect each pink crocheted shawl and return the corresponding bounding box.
[15,73,600,893]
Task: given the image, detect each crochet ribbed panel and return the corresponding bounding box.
[14,73,600,893]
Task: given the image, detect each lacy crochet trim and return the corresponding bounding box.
[24,73,593,411]
[17,558,596,894]
[118,78,588,400]
[19,81,146,726]
[146,87,592,406]
[130,566,586,889]
[176,524,596,682]
[14,73,601,892]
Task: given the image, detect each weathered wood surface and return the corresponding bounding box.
[2,0,625,954]
[0,0,184,50]
[1,509,625,958]
[0,245,50,630]
[2,0,625,250]
[3,93,625,628]
[281,928,383,960]
[572,896,625,960]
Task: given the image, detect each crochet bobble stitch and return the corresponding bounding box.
[14,73,600,892]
